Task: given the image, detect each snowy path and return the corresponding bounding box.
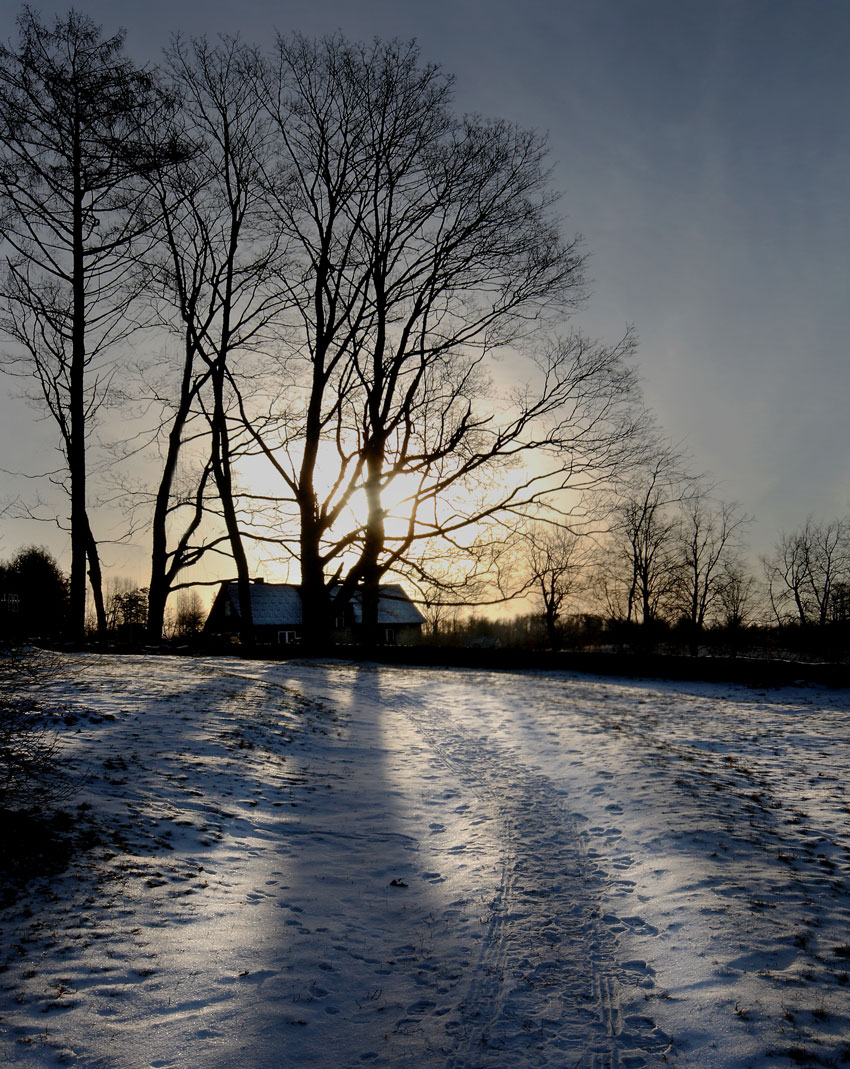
[385,674,670,1067]
[2,655,850,1067]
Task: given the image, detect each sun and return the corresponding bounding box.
[234,439,427,539]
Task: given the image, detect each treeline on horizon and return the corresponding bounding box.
[0,9,846,657]
[3,517,850,663]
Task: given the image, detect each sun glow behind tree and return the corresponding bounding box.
[232,326,640,609]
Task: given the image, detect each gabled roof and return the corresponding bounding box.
[213,582,425,627]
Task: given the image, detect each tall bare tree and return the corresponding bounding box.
[141,35,287,641]
[0,8,179,640]
[241,33,637,646]
[716,562,757,634]
[622,472,678,627]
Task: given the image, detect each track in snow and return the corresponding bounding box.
[385,672,672,1068]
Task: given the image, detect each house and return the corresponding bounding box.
[203,579,425,646]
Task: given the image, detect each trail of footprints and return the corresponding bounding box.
[395,688,672,1067]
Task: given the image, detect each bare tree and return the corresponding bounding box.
[764,529,808,626]
[603,456,684,629]
[716,562,757,647]
[414,573,462,641]
[0,8,180,640]
[240,34,638,646]
[521,523,586,649]
[828,581,850,625]
[673,491,749,653]
[763,518,850,627]
[141,35,287,641]
[171,588,205,638]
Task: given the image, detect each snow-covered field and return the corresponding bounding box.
[2,654,850,1068]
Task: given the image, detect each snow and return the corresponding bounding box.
[2,653,850,1067]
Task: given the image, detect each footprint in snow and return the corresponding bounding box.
[406,998,437,1013]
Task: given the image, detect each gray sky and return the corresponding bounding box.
[1,0,848,577]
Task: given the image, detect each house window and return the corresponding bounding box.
[277,630,298,645]
[335,615,345,629]
[383,627,396,645]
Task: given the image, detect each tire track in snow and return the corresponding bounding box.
[388,675,672,1067]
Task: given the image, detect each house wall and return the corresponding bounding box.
[387,624,423,646]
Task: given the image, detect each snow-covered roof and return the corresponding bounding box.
[222,583,303,627]
[350,584,427,626]
[218,582,425,626]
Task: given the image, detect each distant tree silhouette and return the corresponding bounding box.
[521,524,586,650]
[672,491,749,653]
[0,546,68,640]
[716,562,757,631]
[103,577,146,636]
[595,455,685,631]
[764,518,850,627]
[171,589,205,638]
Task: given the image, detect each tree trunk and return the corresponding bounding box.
[146,576,168,645]
[69,118,88,643]
[146,343,198,641]
[85,521,107,640]
[295,347,335,650]
[297,393,329,651]
[210,372,253,646]
[212,456,253,646]
[360,565,381,649]
[69,370,87,641]
[146,457,174,641]
[545,609,559,651]
[299,520,330,653]
[352,443,385,648]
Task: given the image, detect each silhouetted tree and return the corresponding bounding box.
[716,562,757,631]
[829,581,850,625]
[712,561,757,657]
[673,492,749,653]
[0,546,68,639]
[521,524,586,649]
[171,588,205,637]
[597,456,684,629]
[0,8,181,640]
[139,35,285,642]
[764,518,850,627]
[240,34,637,646]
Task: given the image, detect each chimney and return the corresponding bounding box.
[254,576,265,584]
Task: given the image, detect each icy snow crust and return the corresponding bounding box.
[2,655,850,1067]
